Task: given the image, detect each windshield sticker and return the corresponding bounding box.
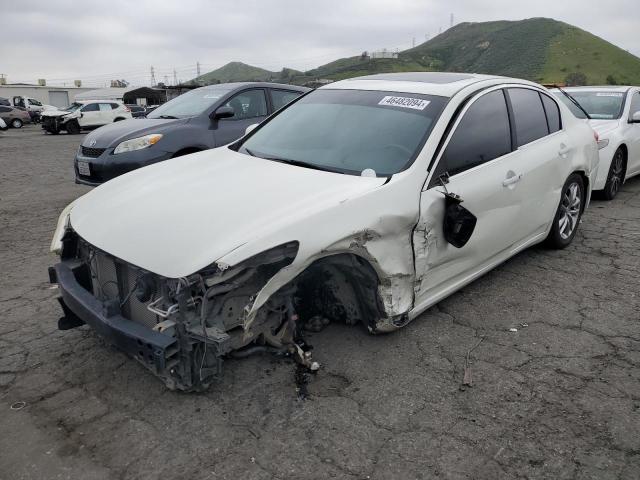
[203,94,223,99]
[378,96,430,110]
[596,92,623,97]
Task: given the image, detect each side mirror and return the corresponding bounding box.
[630,111,640,123]
[245,123,259,135]
[210,106,234,120]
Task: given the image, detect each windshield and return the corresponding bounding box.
[147,86,233,119]
[238,89,447,176]
[554,90,626,120]
[65,103,82,112]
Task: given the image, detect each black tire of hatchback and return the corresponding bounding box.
[66,120,81,135]
[11,119,23,128]
[545,173,585,249]
[601,148,625,201]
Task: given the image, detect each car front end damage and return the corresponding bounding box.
[49,225,393,391]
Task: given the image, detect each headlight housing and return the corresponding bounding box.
[114,134,163,154]
[50,199,78,254]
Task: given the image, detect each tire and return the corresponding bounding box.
[545,173,585,249]
[66,120,81,135]
[601,148,625,200]
[11,119,23,128]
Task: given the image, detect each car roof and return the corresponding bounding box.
[199,82,310,93]
[322,72,539,97]
[558,86,633,93]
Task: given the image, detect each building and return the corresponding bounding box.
[370,49,399,59]
[0,84,96,108]
[75,86,167,106]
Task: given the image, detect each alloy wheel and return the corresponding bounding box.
[608,151,624,197]
[558,182,581,240]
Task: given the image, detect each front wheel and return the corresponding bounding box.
[545,174,584,249]
[66,120,81,135]
[11,119,23,128]
[601,148,625,200]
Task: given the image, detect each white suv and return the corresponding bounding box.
[41,100,132,134]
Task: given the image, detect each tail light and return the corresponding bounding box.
[124,106,131,112]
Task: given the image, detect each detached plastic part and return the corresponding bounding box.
[443,192,477,248]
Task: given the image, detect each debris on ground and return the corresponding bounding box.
[460,336,485,390]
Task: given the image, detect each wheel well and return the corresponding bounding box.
[113,117,125,122]
[292,253,385,330]
[172,147,203,158]
[572,170,590,212]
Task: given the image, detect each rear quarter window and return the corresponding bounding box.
[541,93,561,133]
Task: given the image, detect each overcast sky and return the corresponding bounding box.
[2,0,639,87]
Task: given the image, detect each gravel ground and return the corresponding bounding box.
[1,125,639,480]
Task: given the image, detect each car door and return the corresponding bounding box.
[504,87,571,241]
[98,103,114,124]
[413,88,523,305]
[80,103,100,126]
[625,90,640,176]
[214,89,268,146]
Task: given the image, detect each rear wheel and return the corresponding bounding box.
[601,148,625,200]
[545,173,584,249]
[11,119,23,128]
[66,120,81,135]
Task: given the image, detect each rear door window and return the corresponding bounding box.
[271,90,303,111]
[508,88,550,146]
[440,89,512,176]
[541,93,561,133]
[82,103,99,112]
[98,103,112,112]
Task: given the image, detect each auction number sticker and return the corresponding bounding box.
[378,96,430,110]
[596,92,623,97]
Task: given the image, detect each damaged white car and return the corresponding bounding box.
[49,72,598,390]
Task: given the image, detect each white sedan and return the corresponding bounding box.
[553,86,640,199]
[49,72,598,390]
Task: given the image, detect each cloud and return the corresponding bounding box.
[1,0,638,86]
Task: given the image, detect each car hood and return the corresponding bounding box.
[70,148,386,278]
[82,118,187,148]
[41,109,74,118]
[588,119,620,136]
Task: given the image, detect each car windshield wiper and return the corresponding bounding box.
[554,84,591,120]
[157,115,178,119]
[242,148,343,174]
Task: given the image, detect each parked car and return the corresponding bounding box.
[73,82,309,185]
[49,72,598,391]
[0,97,10,106]
[12,96,55,122]
[41,100,132,135]
[126,104,147,118]
[552,86,640,199]
[0,117,7,131]
[0,105,31,128]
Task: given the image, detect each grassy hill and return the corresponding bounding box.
[192,19,640,86]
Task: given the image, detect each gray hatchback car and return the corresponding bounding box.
[74,82,309,185]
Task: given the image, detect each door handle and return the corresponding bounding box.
[558,143,571,156]
[502,172,522,187]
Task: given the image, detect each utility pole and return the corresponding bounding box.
[412,36,416,48]
[196,61,201,77]
[150,66,156,87]
[173,69,178,86]
[450,13,454,28]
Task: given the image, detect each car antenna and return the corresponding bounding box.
[553,84,591,120]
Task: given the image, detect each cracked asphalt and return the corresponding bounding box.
[1,125,639,480]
